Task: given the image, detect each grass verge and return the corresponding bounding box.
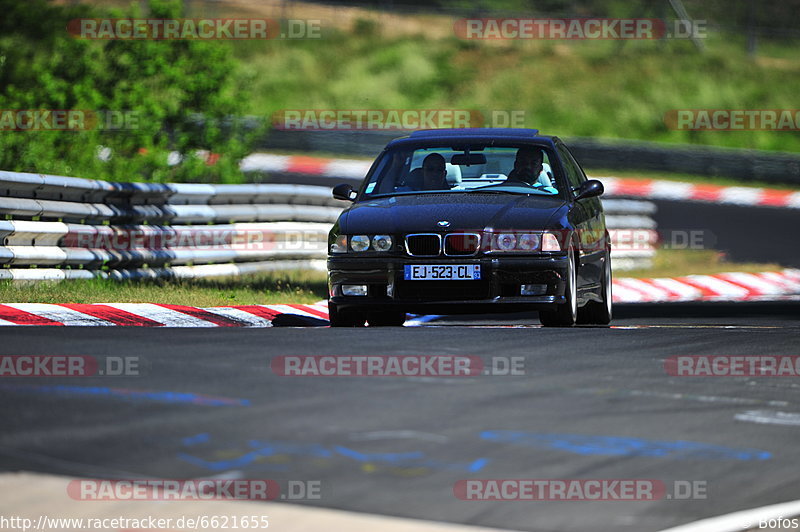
[621,250,782,279]
[0,270,328,306]
[0,251,785,305]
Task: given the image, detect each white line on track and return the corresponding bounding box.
[734,410,800,427]
[658,499,800,531]
[349,431,449,443]
[404,314,443,326]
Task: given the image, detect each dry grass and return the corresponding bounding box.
[0,269,328,305]
[622,249,782,279]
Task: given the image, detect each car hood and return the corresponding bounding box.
[338,193,567,234]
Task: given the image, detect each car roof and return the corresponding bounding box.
[409,128,540,138]
[386,128,558,149]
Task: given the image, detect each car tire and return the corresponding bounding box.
[328,302,366,327]
[539,253,578,327]
[367,311,407,327]
[577,253,612,325]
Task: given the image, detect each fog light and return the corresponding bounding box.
[521,284,547,296]
[342,284,368,296]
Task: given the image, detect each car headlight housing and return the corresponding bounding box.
[350,235,371,252]
[488,232,561,253]
[330,235,395,253]
[330,234,348,254]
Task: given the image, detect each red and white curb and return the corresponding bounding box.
[0,303,329,327]
[613,268,800,303]
[241,153,371,180]
[240,153,800,209]
[0,269,796,326]
[599,176,800,208]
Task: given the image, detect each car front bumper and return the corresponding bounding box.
[328,254,569,314]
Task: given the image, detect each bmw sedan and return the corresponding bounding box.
[327,128,612,327]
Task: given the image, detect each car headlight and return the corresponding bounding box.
[372,235,393,252]
[495,233,517,251]
[330,234,348,254]
[517,233,541,251]
[350,235,371,252]
[488,232,561,252]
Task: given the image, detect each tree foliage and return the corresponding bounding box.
[0,0,258,183]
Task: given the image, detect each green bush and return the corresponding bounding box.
[0,0,260,183]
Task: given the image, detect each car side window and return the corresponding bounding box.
[557,144,585,191]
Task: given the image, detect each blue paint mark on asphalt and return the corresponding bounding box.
[178,450,284,472]
[178,435,490,473]
[0,384,250,407]
[480,431,771,461]
[468,457,490,472]
[333,445,424,463]
[247,440,333,458]
[182,433,211,446]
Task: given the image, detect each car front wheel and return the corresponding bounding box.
[539,254,578,327]
[367,311,407,327]
[577,254,612,325]
[328,302,366,327]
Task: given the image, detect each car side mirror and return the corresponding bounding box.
[332,183,357,202]
[573,179,604,201]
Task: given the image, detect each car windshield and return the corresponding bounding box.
[362,145,560,198]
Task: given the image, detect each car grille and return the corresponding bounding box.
[396,280,490,301]
[444,233,480,256]
[405,234,441,256]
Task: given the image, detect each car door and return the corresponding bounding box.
[556,141,604,290]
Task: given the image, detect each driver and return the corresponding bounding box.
[506,146,544,185]
[421,153,450,190]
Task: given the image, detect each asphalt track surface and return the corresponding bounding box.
[1,301,799,532]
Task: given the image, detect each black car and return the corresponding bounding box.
[327,128,611,327]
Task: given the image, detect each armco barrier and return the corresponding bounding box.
[254,130,800,185]
[240,153,800,208]
[0,170,655,282]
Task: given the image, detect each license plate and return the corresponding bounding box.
[404,264,481,280]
